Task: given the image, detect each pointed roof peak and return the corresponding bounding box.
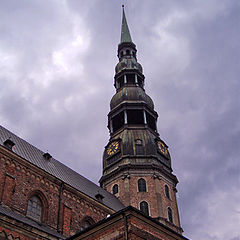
[120,5,133,43]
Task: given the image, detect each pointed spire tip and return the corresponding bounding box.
[120,5,133,43]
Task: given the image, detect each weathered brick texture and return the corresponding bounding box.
[0,148,114,238]
[104,171,182,233]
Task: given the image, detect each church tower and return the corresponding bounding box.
[100,6,183,234]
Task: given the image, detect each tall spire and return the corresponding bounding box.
[120,5,132,43]
[100,9,183,235]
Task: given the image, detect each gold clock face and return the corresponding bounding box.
[107,141,120,156]
[157,141,168,156]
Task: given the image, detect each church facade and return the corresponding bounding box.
[0,7,188,240]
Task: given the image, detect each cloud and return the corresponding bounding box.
[0,1,239,239]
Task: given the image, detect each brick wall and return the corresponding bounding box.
[0,227,30,240]
[0,147,113,238]
[69,207,186,240]
[104,170,181,231]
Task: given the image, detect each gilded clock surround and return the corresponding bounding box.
[106,141,120,157]
[157,141,169,157]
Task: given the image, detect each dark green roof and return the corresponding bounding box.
[120,6,133,43]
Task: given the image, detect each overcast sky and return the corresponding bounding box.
[0,1,239,239]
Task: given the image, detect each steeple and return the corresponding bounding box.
[120,5,133,43]
[100,7,183,235]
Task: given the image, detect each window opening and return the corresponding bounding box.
[138,178,146,192]
[126,74,135,85]
[135,139,144,155]
[140,201,149,216]
[27,196,42,221]
[146,112,156,131]
[165,185,170,199]
[127,110,144,125]
[118,75,124,88]
[138,77,143,88]
[3,139,15,150]
[135,139,142,145]
[95,193,104,202]
[126,49,130,55]
[112,184,119,194]
[112,111,124,132]
[43,152,52,160]
[80,217,95,231]
[168,207,173,223]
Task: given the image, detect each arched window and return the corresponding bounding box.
[126,49,130,55]
[112,184,118,194]
[138,178,146,192]
[27,196,42,221]
[82,220,91,229]
[80,216,95,231]
[165,185,170,199]
[167,207,173,223]
[140,201,149,216]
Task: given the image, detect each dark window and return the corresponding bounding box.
[126,49,130,55]
[112,111,124,132]
[140,201,149,216]
[120,51,123,58]
[112,184,119,194]
[165,185,170,199]
[27,196,42,221]
[118,75,124,88]
[95,193,104,202]
[135,139,144,155]
[146,112,156,131]
[80,216,95,231]
[127,110,144,125]
[83,220,91,229]
[138,178,146,192]
[126,74,135,85]
[168,207,173,223]
[3,139,15,150]
[138,77,143,88]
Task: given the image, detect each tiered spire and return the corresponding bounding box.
[100,8,182,234]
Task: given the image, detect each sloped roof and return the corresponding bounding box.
[0,125,124,212]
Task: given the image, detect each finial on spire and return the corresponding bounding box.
[120,5,133,43]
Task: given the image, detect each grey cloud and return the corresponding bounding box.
[0,1,239,239]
